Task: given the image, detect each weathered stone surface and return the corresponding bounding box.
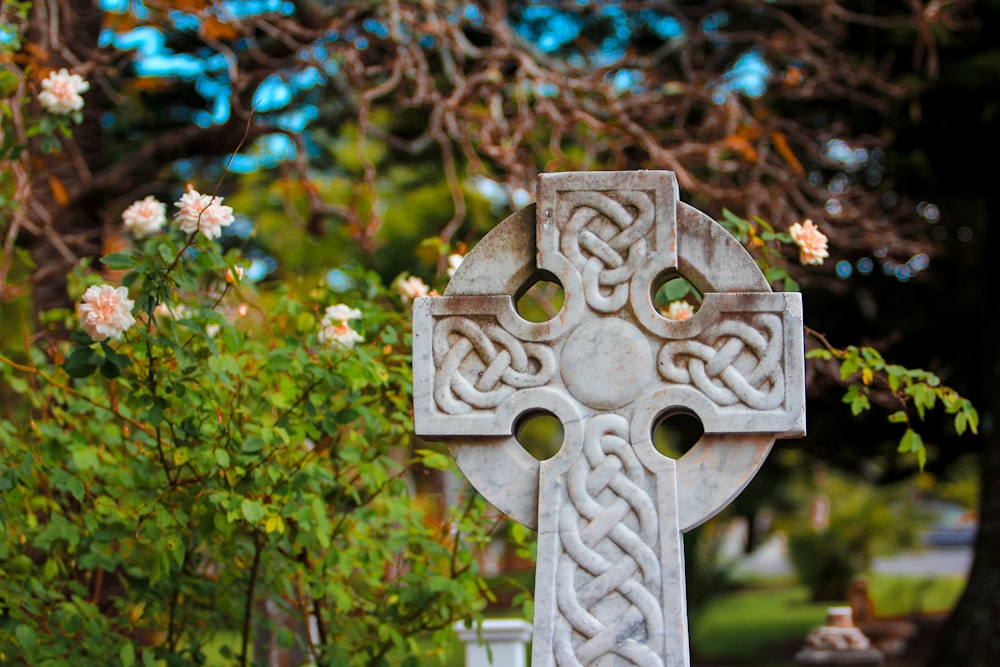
[413,170,806,666]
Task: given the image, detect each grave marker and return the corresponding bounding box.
[413,171,806,666]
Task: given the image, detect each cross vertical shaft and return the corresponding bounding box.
[532,415,688,667]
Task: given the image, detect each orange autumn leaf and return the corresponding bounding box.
[201,17,239,41]
[770,131,804,176]
[173,0,210,11]
[721,134,758,163]
[130,77,172,92]
[22,42,50,65]
[48,175,70,206]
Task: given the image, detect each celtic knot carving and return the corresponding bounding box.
[559,190,654,313]
[553,415,665,667]
[414,171,806,667]
[432,316,555,415]
[656,313,785,411]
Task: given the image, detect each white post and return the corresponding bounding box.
[454,619,532,667]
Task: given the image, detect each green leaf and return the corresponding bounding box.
[661,278,696,301]
[168,536,186,568]
[72,447,100,471]
[71,328,95,346]
[720,209,750,240]
[101,252,135,270]
[173,448,191,467]
[241,499,264,523]
[215,449,231,468]
[898,428,922,455]
[417,449,453,471]
[956,402,979,436]
[66,476,85,502]
[908,384,937,419]
[842,385,869,416]
[764,266,788,283]
[100,358,123,379]
[887,411,907,424]
[242,436,265,453]
[15,624,35,648]
[158,243,175,263]
[805,349,832,360]
[782,276,800,292]
[297,312,317,335]
[966,405,980,434]
[63,346,100,378]
[336,408,360,424]
[887,367,903,393]
[860,347,884,363]
[119,641,136,667]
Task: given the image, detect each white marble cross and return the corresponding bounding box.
[413,171,805,667]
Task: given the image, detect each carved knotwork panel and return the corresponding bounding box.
[542,415,685,667]
[413,291,803,438]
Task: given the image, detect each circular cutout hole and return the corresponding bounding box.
[515,411,564,461]
[652,275,702,321]
[652,411,704,459]
[516,275,565,323]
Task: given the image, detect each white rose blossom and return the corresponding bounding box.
[39,68,89,115]
[122,196,166,237]
[318,303,363,348]
[174,184,235,240]
[665,300,695,321]
[446,253,464,277]
[323,304,361,322]
[78,284,136,341]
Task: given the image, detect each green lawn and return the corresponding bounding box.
[691,582,828,666]
[689,574,965,666]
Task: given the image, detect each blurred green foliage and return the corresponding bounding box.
[0,220,493,666]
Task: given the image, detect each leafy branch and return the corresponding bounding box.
[806,328,979,469]
[720,208,800,292]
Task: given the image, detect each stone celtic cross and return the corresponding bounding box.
[413,171,805,667]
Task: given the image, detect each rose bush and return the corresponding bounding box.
[0,191,494,666]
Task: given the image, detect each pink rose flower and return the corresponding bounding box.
[395,275,429,302]
[665,300,695,321]
[78,284,136,341]
[39,68,89,115]
[174,184,235,240]
[122,195,166,237]
[319,303,363,348]
[789,219,829,266]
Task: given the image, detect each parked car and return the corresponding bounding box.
[919,500,977,547]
